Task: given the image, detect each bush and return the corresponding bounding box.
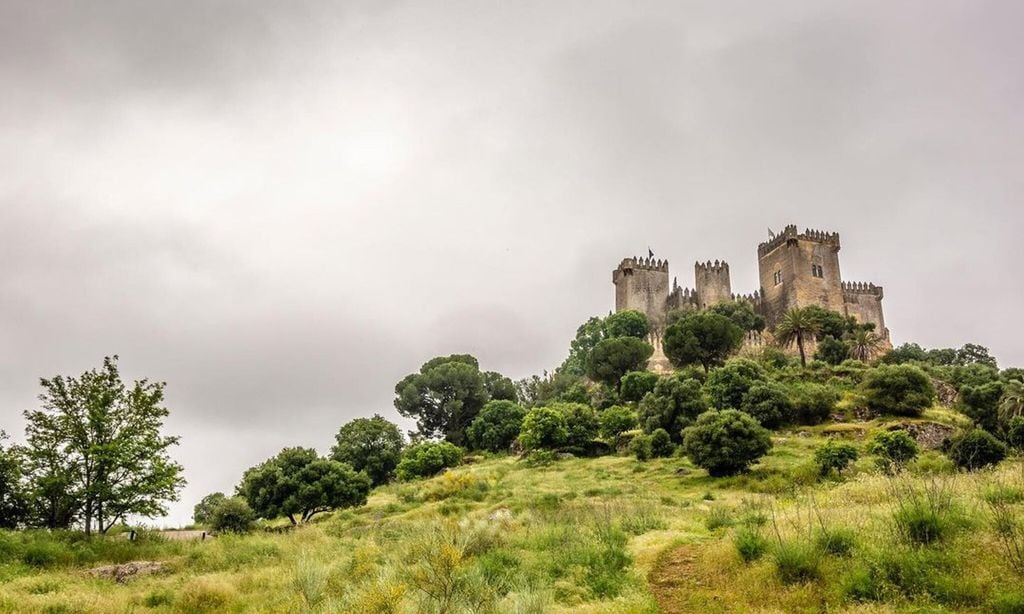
[789,383,839,425]
[1006,416,1024,451]
[629,434,653,461]
[866,430,919,473]
[637,375,707,441]
[466,400,527,452]
[815,335,851,366]
[619,371,658,403]
[733,526,768,562]
[649,428,674,458]
[598,405,638,440]
[860,365,936,416]
[518,406,568,450]
[210,497,255,534]
[946,429,1007,470]
[957,381,1004,432]
[559,403,600,449]
[740,383,793,429]
[814,440,859,476]
[395,441,464,480]
[772,540,821,584]
[681,410,773,477]
[704,359,766,410]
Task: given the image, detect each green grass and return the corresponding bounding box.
[1,421,1022,612]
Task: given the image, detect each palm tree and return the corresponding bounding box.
[999,379,1024,426]
[774,307,822,367]
[847,329,885,362]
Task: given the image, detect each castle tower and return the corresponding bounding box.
[612,256,669,333]
[757,225,844,327]
[694,260,732,309]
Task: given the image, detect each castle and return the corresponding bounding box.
[612,225,890,351]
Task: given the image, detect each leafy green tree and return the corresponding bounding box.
[598,406,638,440]
[559,317,607,377]
[999,379,1024,428]
[466,400,526,452]
[814,440,859,476]
[1000,368,1024,383]
[238,447,371,523]
[681,410,773,476]
[860,365,936,417]
[193,492,227,526]
[789,383,839,425]
[649,428,675,458]
[946,429,1007,470]
[704,359,766,411]
[847,329,886,362]
[515,371,584,408]
[866,430,919,473]
[957,381,1005,432]
[880,343,929,365]
[814,336,850,366]
[586,337,653,387]
[637,375,707,441]
[926,347,959,366]
[740,383,793,429]
[630,434,653,461]
[210,497,255,534]
[0,432,28,529]
[560,403,600,449]
[604,310,650,339]
[394,441,464,480]
[482,371,517,402]
[331,415,404,486]
[619,371,659,403]
[955,344,997,368]
[1006,416,1024,451]
[774,308,822,367]
[663,312,744,372]
[709,301,766,333]
[394,354,490,446]
[22,356,185,535]
[518,406,569,451]
[951,363,1000,390]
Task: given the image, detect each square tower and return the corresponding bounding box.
[757,226,844,327]
[612,257,669,332]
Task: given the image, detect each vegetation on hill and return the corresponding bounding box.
[2,303,1024,612]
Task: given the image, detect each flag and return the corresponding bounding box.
[648,247,654,259]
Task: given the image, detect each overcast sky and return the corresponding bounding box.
[2,0,1022,526]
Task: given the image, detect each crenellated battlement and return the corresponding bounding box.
[842,281,883,298]
[731,290,761,303]
[757,224,840,257]
[616,256,669,273]
[695,259,729,274]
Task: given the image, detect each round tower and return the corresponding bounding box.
[694,260,732,309]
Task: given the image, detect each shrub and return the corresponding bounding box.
[598,405,638,440]
[637,375,707,441]
[866,430,919,473]
[772,540,821,584]
[210,497,255,534]
[957,381,1005,432]
[946,429,1007,470]
[892,483,959,544]
[619,371,658,403]
[704,359,766,410]
[395,441,464,480]
[739,383,793,429]
[629,434,653,461]
[860,365,936,416]
[1006,416,1024,451]
[816,526,857,556]
[21,540,62,568]
[815,335,851,366]
[814,440,859,476]
[733,526,768,562]
[518,406,568,450]
[789,383,839,425]
[466,400,526,452]
[704,507,734,530]
[559,403,600,449]
[649,428,674,458]
[178,578,236,613]
[681,410,773,477]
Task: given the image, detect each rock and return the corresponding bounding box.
[932,379,958,408]
[889,421,956,449]
[88,561,167,583]
[556,452,576,460]
[488,508,513,523]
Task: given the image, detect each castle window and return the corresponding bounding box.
[773,270,782,285]
[812,264,824,278]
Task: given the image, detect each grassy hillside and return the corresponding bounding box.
[2,408,1023,613]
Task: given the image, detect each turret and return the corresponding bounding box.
[694,260,732,309]
[612,256,670,332]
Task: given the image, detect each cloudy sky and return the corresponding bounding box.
[1,0,1022,525]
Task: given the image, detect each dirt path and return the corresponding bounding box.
[648,543,727,614]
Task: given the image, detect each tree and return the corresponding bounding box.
[466,400,526,452]
[774,308,822,367]
[238,447,370,523]
[598,406,638,440]
[681,410,773,476]
[814,336,850,366]
[0,432,28,529]
[847,329,886,362]
[649,428,675,458]
[559,317,607,377]
[394,354,490,445]
[740,383,793,429]
[518,406,568,451]
[586,337,653,387]
[709,301,766,333]
[866,430,919,473]
[395,442,464,480]
[482,371,517,402]
[998,379,1024,428]
[637,375,708,441]
[210,497,255,534]
[955,343,997,368]
[860,365,936,417]
[802,306,856,341]
[663,312,744,372]
[22,356,185,535]
[880,343,929,365]
[946,429,1007,471]
[619,371,659,403]
[1006,416,1024,451]
[604,310,650,339]
[331,415,405,486]
[560,403,600,449]
[814,440,859,476]
[957,381,1005,432]
[704,359,766,411]
[193,492,227,526]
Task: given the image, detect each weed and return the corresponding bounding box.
[771,540,821,584]
[890,479,962,544]
[292,556,330,610]
[619,507,668,536]
[733,526,768,562]
[178,578,236,613]
[704,507,733,531]
[815,526,856,557]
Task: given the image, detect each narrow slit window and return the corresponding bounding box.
[773,270,782,285]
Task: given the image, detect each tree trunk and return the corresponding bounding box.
[797,334,807,367]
